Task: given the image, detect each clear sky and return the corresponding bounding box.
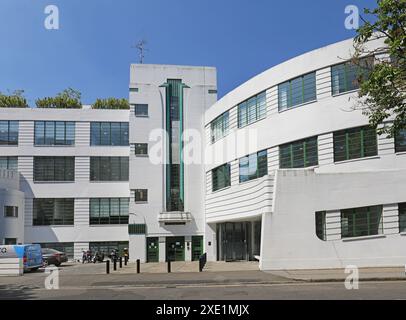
[0,0,375,105]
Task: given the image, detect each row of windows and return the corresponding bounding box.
[210,59,373,142]
[89,198,129,225]
[90,157,129,181]
[90,122,129,146]
[316,203,406,241]
[34,121,75,146]
[211,125,403,191]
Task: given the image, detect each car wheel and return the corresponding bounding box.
[54,262,61,267]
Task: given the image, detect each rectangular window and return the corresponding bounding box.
[395,129,406,153]
[134,189,148,202]
[333,126,377,162]
[134,104,148,117]
[341,205,383,238]
[0,157,18,170]
[34,157,75,182]
[239,150,268,183]
[278,72,316,111]
[89,241,129,256]
[212,163,231,192]
[279,136,318,168]
[37,242,74,259]
[90,122,129,146]
[4,238,17,245]
[211,112,229,143]
[399,203,406,233]
[4,206,18,218]
[34,121,75,146]
[315,211,326,241]
[134,143,148,156]
[128,224,146,235]
[33,198,74,226]
[331,58,373,95]
[0,120,18,145]
[238,91,267,128]
[89,198,129,225]
[90,157,129,181]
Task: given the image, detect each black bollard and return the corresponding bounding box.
[113,258,117,271]
[106,260,110,274]
[119,257,123,268]
[124,256,128,266]
[136,259,140,274]
[167,260,171,273]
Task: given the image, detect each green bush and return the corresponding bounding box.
[0,90,28,108]
[92,98,130,110]
[36,88,82,109]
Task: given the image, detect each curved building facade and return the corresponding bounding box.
[203,37,406,270]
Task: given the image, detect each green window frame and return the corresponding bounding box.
[238,91,267,128]
[399,203,406,233]
[211,112,229,143]
[212,163,231,192]
[89,198,129,225]
[128,224,146,235]
[278,72,316,111]
[34,157,75,182]
[333,126,377,162]
[331,57,373,95]
[239,150,268,183]
[0,156,18,170]
[341,205,383,238]
[33,198,74,226]
[315,211,326,241]
[279,136,318,168]
[395,129,406,153]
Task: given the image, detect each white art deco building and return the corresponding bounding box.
[1,37,406,270]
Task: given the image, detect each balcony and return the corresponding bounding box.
[158,211,192,223]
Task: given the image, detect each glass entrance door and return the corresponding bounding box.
[218,222,251,262]
[146,237,159,263]
[191,236,203,261]
[166,236,185,261]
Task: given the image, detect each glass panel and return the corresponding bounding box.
[395,129,406,153]
[90,123,100,146]
[45,122,55,145]
[0,121,8,145]
[55,122,66,145]
[111,123,121,146]
[34,121,45,145]
[8,121,18,145]
[135,104,148,117]
[100,123,111,145]
[65,122,75,145]
[278,83,289,111]
[121,123,129,146]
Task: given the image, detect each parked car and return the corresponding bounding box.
[41,248,68,267]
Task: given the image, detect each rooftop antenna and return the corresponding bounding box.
[132,40,148,64]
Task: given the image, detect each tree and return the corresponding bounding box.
[353,0,406,137]
[92,98,130,110]
[35,88,82,109]
[0,90,28,108]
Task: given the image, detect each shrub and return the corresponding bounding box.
[92,98,130,110]
[36,88,82,109]
[0,90,28,108]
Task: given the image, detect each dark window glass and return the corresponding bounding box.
[399,203,406,233]
[4,206,18,218]
[212,163,231,192]
[278,72,316,111]
[395,129,406,153]
[90,157,129,181]
[89,241,129,256]
[239,150,268,183]
[34,121,75,146]
[134,104,148,117]
[341,205,383,238]
[134,189,148,202]
[33,198,74,226]
[279,136,318,168]
[333,126,377,162]
[331,58,373,95]
[4,238,17,245]
[37,242,74,259]
[89,198,129,225]
[0,121,18,145]
[34,157,75,182]
[211,112,229,143]
[315,211,326,241]
[134,143,148,156]
[90,122,129,146]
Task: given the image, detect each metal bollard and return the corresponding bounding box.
[136,259,140,274]
[106,260,110,274]
[124,256,128,266]
[113,258,117,271]
[119,257,123,268]
[167,260,171,273]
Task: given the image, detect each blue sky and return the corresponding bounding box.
[0,0,375,105]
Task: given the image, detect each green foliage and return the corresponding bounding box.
[92,98,130,110]
[35,88,82,109]
[354,0,406,137]
[0,90,28,108]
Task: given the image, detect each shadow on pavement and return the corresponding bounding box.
[0,284,37,300]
